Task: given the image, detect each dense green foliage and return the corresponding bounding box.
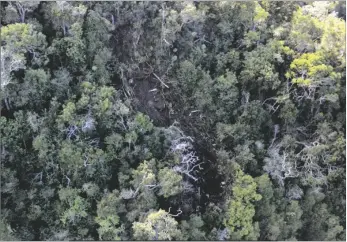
[0,1,345,241]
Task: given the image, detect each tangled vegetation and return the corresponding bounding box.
[0,1,346,241]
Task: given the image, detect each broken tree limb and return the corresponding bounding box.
[149,88,158,92]
[152,73,169,89]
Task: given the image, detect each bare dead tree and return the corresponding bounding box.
[10,1,39,23]
[1,47,26,90]
[87,138,100,147]
[65,125,79,140]
[15,2,26,23]
[295,138,329,186]
[292,85,317,103]
[83,154,90,167]
[81,112,95,133]
[262,97,281,114]
[266,127,338,187]
[170,137,203,182]
[264,146,299,186]
[121,173,158,200]
[269,124,280,148]
[165,124,204,182]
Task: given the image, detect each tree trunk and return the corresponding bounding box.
[62,25,66,36]
[15,3,26,23]
[4,98,10,111]
[111,14,115,25]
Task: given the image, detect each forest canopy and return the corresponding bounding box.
[0,1,346,241]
